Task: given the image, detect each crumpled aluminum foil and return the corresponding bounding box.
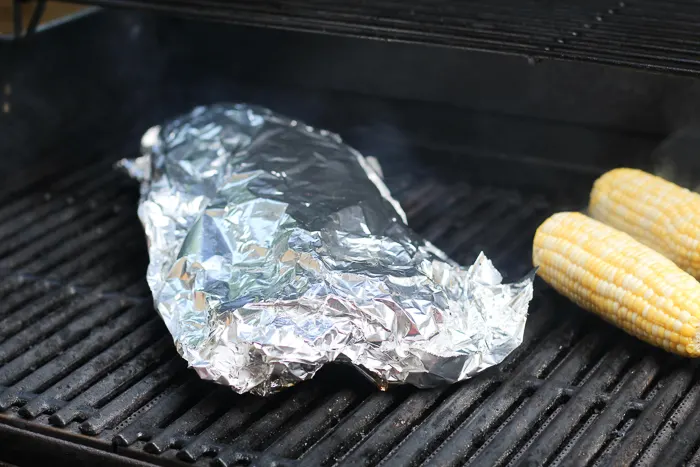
[120,103,535,395]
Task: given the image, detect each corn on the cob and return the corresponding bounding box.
[589,168,700,279]
[533,211,700,357]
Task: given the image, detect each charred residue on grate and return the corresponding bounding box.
[415,312,605,467]
[631,365,700,466]
[613,365,695,465]
[0,301,154,411]
[290,388,409,467]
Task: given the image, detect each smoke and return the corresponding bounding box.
[652,125,700,193]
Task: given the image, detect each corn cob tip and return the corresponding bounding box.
[589,167,646,207]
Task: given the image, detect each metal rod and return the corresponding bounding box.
[26,0,48,36]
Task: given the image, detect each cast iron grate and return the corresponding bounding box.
[1,138,700,467]
[59,0,700,74]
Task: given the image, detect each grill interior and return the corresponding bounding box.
[60,0,700,74]
[4,6,700,467]
[5,118,696,467]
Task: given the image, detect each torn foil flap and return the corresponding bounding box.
[120,104,534,395]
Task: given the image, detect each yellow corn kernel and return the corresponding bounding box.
[589,168,700,278]
[533,212,700,357]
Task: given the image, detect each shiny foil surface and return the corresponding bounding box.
[120,104,535,395]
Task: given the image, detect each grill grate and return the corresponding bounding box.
[1,133,700,466]
[60,0,700,74]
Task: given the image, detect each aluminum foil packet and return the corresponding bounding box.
[119,103,535,395]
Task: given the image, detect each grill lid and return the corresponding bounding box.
[47,0,700,75]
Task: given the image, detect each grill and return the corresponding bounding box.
[4,124,688,467]
[4,4,700,467]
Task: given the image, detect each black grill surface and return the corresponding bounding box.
[62,0,700,75]
[1,81,699,467]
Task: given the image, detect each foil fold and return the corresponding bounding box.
[120,103,534,395]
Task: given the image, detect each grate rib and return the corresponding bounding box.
[176,394,268,462]
[0,304,152,410]
[557,356,662,465]
[465,332,608,466]
[380,297,557,467]
[0,298,124,381]
[262,389,361,461]
[49,337,174,427]
[212,384,326,466]
[79,357,187,435]
[114,379,209,446]
[0,286,73,341]
[297,392,404,467]
[0,170,122,251]
[142,387,238,454]
[336,388,445,467]
[420,318,585,467]
[602,364,694,465]
[516,345,632,465]
[0,196,134,273]
[0,160,113,228]
[18,319,164,418]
